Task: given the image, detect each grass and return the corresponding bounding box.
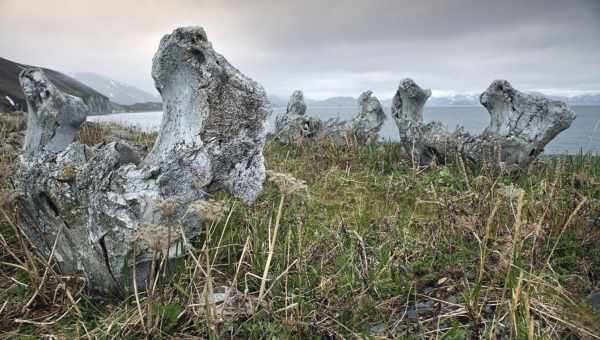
[1,117,600,338]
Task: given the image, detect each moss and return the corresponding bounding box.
[58,163,76,182]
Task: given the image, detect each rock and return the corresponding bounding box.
[274,89,385,144]
[13,26,269,294]
[391,78,576,169]
[368,323,387,336]
[19,69,90,158]
[588,292,600,312]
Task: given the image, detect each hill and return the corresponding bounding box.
[0,57,112,114]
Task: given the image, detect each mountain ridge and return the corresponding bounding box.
[73,72,161,105]
[0,57,112,114]
[269,92,600,108]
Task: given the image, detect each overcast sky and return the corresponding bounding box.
[1,0,599,99]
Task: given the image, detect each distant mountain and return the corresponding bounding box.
[74,72,161,106]
[0,57,112,114]
[268,95,288,108]
[427,92,600,107]
[268,91,600,111]
[309,96,357,107]
[269,95,358,108]
[564,94,600,106]
[114,101,163,113]
[428,94,480,106]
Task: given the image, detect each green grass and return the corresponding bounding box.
[1,122,600,338]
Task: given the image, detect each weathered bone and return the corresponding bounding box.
[391,78,447,164]
[148,26,269,203]
[392,78,576,168]
[20,68,90,158]
[391,78,431,125]
[273,89,385,144]
[286,90,307,116]
[14,27,269,294]
[351,90,387,141]
[274,90,322,143]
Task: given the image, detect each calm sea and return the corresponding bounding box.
[88,105,600,155]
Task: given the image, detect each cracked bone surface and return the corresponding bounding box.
[477,80,576,165]
[273,89,385,144]
[392,78,576,168]
[13,26,269,294]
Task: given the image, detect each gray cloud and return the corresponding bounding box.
[1,0,599,99]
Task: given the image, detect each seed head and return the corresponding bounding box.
[266,170,309,196]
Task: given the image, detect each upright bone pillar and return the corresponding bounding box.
[19,68,89,158]
[391,78,441,163]
[148,27,270,203]
[286,90,307,116]
[391,78,431,125]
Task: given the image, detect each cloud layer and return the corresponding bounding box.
[1,0,599,99]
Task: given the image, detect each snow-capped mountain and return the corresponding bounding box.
[74,72,160,105]
[428,94,480,106]
[561,94,600,106]
[268,91,600,110]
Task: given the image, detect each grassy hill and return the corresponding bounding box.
[1,117,599,338]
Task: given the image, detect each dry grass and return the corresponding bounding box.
[1,118,600,338]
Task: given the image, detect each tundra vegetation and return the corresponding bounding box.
[2,113,600,338]
[1,26,599,339]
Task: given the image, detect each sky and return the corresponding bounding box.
[1,0,599,100]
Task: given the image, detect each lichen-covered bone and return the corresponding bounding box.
[148,27,269,203]
[14,26,269,294]
[350,90,386,142]
[478,80,576,163]
[274,89,385,144]
[391,78,445,163]
[274,90,321,143]
[391,78,431,125]
[286,90,307,116]
[392,78,576,168]
[19,68,89,158]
